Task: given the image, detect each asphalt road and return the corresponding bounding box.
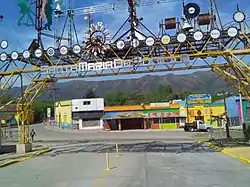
[1,124,250,187]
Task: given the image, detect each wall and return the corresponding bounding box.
[217,95,240,117]
[72,98,104,112]
[186,103,225,127]
[237,99,250,123]
[104,111,144,118]
[78,119,103,130]
[144,108,179,129]
[55,100,72,129]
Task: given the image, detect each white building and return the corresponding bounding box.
[71,98,104,130]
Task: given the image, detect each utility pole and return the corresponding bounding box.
[186,95,190,123]
[239,91,244,125]
[223,91,230,138]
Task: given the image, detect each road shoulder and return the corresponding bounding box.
[198,141,250,164]
[0,146,52,168]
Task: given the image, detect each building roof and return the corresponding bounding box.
[103,112,144,120]
[104,103,180,112]
[0,104,17,112]
[187,102,224,107]
[55,100,72,107]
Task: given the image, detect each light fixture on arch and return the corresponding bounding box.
[11,51,19,60]
[60,46,68,55]
[22,50,30,59]
[131,38,140,48]
[177,33,187,43]
[145,37,155,47]
[227,27,238,37]
[73,45,81,54]
[161,35,171,44]
[0,40,8,49]
[47,47,55,57]
[193,31,203,41]
[210,29,221,39]
[34,48,43,58]
[116,40,125,50]
[0,52,7,61]
[233,11,245,23]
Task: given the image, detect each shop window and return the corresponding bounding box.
[83,101,91,105]
[154,118,176,124]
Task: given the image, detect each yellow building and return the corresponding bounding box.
[186,102,225,127]
[55,100,72,129]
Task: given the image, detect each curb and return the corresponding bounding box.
[222,149,250,164]
[198,141,250,164]
[0,147,52,168]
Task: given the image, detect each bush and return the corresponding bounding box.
[243,122,250,140]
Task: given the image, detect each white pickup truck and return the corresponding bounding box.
[184,120,212,132]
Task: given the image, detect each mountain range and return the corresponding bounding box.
[35,71,235,101]
[9,71,236,101]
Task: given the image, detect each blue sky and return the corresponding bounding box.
[0,0,250,83]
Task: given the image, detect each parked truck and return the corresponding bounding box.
[184,120,212,132]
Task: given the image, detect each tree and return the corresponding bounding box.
[103,84,176,106]
[0,92,12,104]
[32,101,53,122]
[104,90,127,106]
[85,89,97,98]
[177,89,192,100]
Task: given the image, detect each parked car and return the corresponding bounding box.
[184,120,212,132]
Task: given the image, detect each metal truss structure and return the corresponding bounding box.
[0,0,250,144]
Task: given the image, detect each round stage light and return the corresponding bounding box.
[145,37,155,47]
[193,31,203,41]
[47,47,55,57]
[131,38,140,48]
[0,52,7,61]
[0,40,8,49]
[34,48,43,58]
[210,29,221,39]
[73,45,81,54]
[161,35,171,45]
[22,50,30,59]
[227,27,238,37]
[233,11,245,23]
[60,46,68,55]
[184,3,200,19]
[117,40,125,49]
[177,33,187,43]
[11,51,19,60]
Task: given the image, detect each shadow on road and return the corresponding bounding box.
[0,145,16,154]
[48,141,216,156]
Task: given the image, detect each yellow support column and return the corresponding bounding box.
[115,144,120,158]
[106,153,110,171]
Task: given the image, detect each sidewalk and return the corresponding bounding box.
[0,145,52,168]
[198,140,250,164]
[45,125,104,133]
[46,125,185,133]
[222,147,250,164]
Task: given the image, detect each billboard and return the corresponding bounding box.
[186,94,212,103]
[150,102,170,108]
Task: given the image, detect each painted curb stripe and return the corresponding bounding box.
[198,141,250,164]
[0,148,51,168]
